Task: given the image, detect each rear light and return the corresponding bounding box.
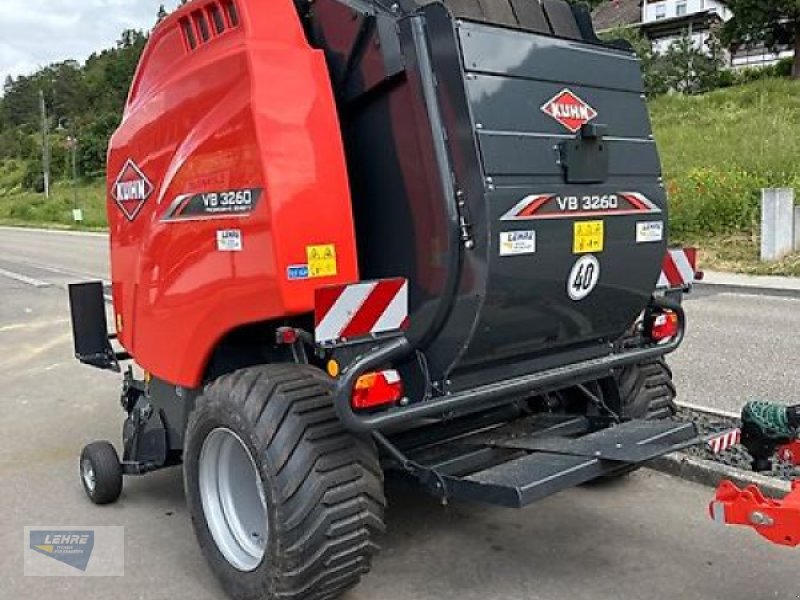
[275,327,298,345]
[647,310,679,342]
[352,370,404,411]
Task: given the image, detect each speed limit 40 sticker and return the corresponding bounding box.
[568,255,600,301]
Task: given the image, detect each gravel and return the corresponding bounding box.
[675,406,799,481]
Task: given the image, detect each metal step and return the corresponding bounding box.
[390,415,697,508]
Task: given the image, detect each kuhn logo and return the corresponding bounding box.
[541,89,598,133]
[112,159,154,221]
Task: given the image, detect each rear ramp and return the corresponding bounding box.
[387,412,697,507]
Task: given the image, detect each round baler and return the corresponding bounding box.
[67,0,700,598]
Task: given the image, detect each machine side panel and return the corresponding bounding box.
[108,0,359,387]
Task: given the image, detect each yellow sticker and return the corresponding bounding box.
[307,244,338,278]
[573,220,604,254]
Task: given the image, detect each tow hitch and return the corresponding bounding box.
[707,401,800,547]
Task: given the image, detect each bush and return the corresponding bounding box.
[652,78,800,237]
[0,180,107,229]
[668,166,800,237]
[669,168,762,235]
[773,56,794,77]
[732,59,794,85]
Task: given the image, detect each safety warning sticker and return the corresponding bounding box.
[573,220,604,254]
[307,244,338,278]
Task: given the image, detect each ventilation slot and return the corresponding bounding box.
[179,2,241,53]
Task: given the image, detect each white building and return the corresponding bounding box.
[642,0,731,54]
[592,0,793,69]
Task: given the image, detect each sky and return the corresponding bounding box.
[0,0,168,84]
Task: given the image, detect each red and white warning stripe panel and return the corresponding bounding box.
[315,278,409,344]
[707,428,741,454]
[657,247,698,289]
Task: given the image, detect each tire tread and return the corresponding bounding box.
[187,364,385,600]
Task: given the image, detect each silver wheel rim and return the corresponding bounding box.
[81,458,96,493]
[199,428,268,572]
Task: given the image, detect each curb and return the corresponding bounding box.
[675,400,739,420]
[649,453,791,499]
[650,401,791,498]
[697,270,800,293]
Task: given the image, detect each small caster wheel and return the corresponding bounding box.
[80,441,123,505]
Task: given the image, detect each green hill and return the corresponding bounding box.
[650,77,800,273]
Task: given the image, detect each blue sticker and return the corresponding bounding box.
[287,265,310,280]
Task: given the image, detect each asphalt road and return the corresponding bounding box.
[1,226,799,599]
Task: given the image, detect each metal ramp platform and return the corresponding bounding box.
[386,414,698,508]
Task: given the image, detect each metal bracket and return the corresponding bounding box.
[121,399,170,476]
[559,123,609,184]
[68,281,131,372]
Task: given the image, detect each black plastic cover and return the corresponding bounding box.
[307,0,665,395]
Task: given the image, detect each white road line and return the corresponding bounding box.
[0,268,51,288]
[1,257,108,283]
[0,319,70,333]
[0,331,72,371]
[0,225,108,238]
[0,261,112,303]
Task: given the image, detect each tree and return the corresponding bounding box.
[722,0,800,79]
[656,31,727,94]
[0,28,148,191]
[156,5,168,24]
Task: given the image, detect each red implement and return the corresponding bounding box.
[710,480,800,547]
[777,440,800,466]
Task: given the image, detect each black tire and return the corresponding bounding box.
[80,441,123,505]
[597,358,677,481]
[184,364,385,600]
[617,357,677,421]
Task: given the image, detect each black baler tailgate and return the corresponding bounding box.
[449,19,667,372]
[307,0,668,386]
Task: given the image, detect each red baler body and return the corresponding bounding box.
[107,0,358,387]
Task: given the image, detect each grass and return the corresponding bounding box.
[680,233,800,276]
[651,78,800,187]
[0,179,107,230]
[650,77,800,273]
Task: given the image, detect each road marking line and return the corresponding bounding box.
[0,268,51,288]
[0,318,70,333]
[0,257,108,283]
[0,332,72,371]
[0,225,108,238]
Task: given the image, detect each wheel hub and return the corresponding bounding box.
[81,458,96,492]
[198,428,268,572]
